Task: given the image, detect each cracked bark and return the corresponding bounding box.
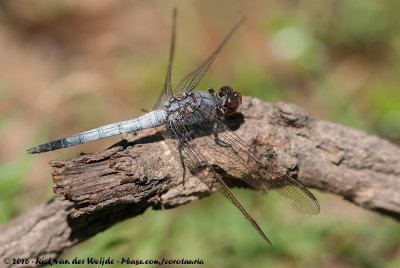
[0,97,399,267]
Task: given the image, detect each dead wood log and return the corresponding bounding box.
[0,96,399,267]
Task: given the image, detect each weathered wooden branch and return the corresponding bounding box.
[1,97,399,267]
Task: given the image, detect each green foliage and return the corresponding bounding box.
[0,155,29,222]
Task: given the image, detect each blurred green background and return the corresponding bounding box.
[0,0,399,267]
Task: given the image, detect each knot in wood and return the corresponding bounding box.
[271,102,310,128]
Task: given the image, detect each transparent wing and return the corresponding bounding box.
[164,116,272,245]
[173,18,245,97]
[194,108,320,215]
[154,8,177,109]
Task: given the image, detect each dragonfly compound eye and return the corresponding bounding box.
[234,92,242,107]
[218,85,234,97]
[224,91,242,115]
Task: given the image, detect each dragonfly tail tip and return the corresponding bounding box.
[27,147,38,154]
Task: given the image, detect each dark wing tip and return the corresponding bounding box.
[299,185,320,215]
[249,217,272,246]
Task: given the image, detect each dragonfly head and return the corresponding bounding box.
[218,86,242,115]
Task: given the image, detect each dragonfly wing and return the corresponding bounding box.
[154,8,177,110]
[173,18,245,96]
[165,116,272,245]
[196,108,320,215]
[264,177,320,215]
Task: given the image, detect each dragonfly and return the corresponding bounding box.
[28,9,319,245]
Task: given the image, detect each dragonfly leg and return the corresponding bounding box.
[177,142,187,187]
[212,122,231,148]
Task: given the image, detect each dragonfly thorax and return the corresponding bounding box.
[165,91,219,123]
